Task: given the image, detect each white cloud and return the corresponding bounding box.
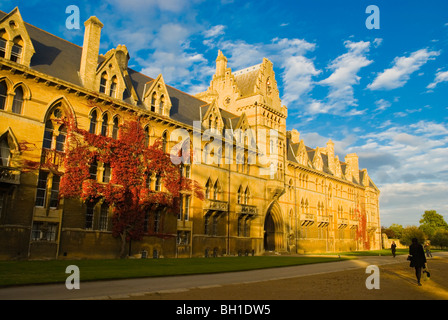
[203,25,226,39]
[268,38,320,107]
[368,49,440,90]
[427,70,448,89]
[379,182,448,226]
[342,120,448,226]
[374,99,391,112]
[308,40,372,115]
[373,38,383,48]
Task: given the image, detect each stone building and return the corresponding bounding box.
[0,8,381,260]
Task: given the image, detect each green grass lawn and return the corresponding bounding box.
[0,255,348,287]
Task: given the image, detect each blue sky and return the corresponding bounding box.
[2,0,448,227]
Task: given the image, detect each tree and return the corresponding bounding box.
[382,223,403,239]
[431,230,448,249]
[419,210,448,239]
[400,226,425,246]
[59,117,203,258]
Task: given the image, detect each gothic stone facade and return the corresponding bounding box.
[0,8,381,260]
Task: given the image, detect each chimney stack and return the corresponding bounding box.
[327,139,335,174]
[80,16,103,90]
[345,153,359,182]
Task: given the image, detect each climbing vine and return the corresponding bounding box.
[355,208,370,250]
[25,114,203,258]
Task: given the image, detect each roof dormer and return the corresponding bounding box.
[95,45,138,104]
[142,74,172,116]
[0,7,35,67]
[201,100,223,133]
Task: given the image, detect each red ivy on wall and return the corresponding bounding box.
[53,115,203,258]
[355,208,370,250]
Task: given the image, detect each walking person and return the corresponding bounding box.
[409,238,427,286]
[391,241,397,258]
[424,242,432,258]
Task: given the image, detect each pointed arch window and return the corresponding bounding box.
[89,110,98,134]
[244,187,250,205]
[89,158,98,180]
[151,92,157,112]
[237,186,242,204]
[42,120,53,150]
[0,81,7,110]
[155,174,161,191]
[12,86,23,114]
[0,136,11,166]
[10,37,23,64]
[101,113,108,136]
[0,38,6,59]
[55,125,67,152]
[109,76,117,98]
[112,117,119,139]
[162,131,168,153]
[159,95,165,114]
[213,180,220,200]
[205,179,211,199]
[11,43,22,64]
[144,126,150,147]
[102,163,111,183]
[99,72,107,94]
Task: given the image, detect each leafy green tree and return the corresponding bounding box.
[400,226,425,246]
[388,224,404,239]
[419,210,448,239]
[431,230,448,248]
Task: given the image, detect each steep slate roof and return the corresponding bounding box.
[0,10,209,127]
[233,64,261,97]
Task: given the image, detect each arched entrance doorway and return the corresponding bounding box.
[264,212,275,251]
[263,201,284,252]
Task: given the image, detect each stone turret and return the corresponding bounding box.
[215,50,227,77]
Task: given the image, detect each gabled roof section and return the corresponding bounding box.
[142,73,172,115]
[0,7,35,66]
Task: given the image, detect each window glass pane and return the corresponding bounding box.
[103,163,111,183]
[109,79,117,98]
[42,121,53,150]
[89,111,97,134]
[112,118,119,139]
[0,39,6,58]
[99,75,107,94]
[10,44,22,63]
[85,202,94,229]
[46,223,57,241]
[55,126,66,151]
[12,87,23,114]
[0,138,10,166]
[0,81,7,110]
[101,114,108,136]
[99,203,108,231]
[49,175,60,208]
[35,171,48,207]
[89,158,98,180]
[32,222,43,241]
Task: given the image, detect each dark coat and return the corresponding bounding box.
[409,243,427,268]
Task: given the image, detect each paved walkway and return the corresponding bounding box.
[3,253,443,300]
